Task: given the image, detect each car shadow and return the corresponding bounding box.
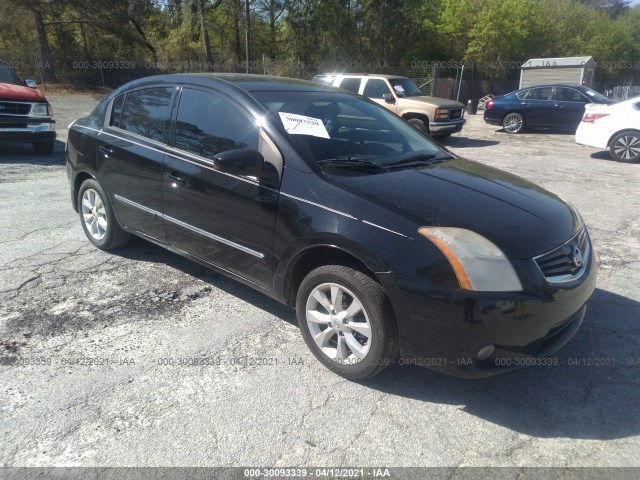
[114,236,296,324]
[0,139,65,164]
[589,150,640,165]
[114,238,640,440]
[358,287,640,440]
[438,136,500,148]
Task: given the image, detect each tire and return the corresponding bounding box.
[296,265,397,380]
[609,130,640,162]
[78,179,130,250]
[407,117,429,135]
[502,112,524,134]
[33,140,54,154]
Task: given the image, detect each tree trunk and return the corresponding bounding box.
[200,0,215,71]
[33,8,57,82]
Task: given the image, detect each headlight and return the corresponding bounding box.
[32,103,51,116]
[418,227,523,292]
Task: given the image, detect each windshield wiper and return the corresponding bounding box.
[387,153,453,169]
[316,158,386,170]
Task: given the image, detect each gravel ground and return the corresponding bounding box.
[1,94,639,471]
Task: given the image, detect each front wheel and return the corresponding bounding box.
[78,179,131,250]
[296,265,397,380]
[502,112,524,134]
[609,131,640,162]
[407,118,429,135]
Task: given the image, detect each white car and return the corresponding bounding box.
[575,96,640,162]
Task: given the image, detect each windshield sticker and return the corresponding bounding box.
[278,112,330,139]
[394,85,405,93]
[586,90,596,96]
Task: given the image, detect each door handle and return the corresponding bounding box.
[99,145,114,156]
[554,104,564,108]
[166,172,186,187]
[520,102,529,106]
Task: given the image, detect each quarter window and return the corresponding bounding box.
[338,78,361,93]
[174,88,259,160]
[119,87,174,142]
[363,79,392,99]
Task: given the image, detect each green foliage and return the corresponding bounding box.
[1,0,638,87]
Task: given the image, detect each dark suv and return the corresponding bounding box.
[66,74,595,380]
[0,61,56,153]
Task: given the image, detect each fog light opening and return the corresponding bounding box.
[476,345,495,361]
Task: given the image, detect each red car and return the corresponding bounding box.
[0,61,55,153]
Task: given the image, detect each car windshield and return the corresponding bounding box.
[251,90,446,168]
[388,78,423,97]
[0,63,22,86]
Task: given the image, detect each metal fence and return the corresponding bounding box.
[612,85,640,100]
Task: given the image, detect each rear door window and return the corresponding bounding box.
[119,87,174,143]
[523,87,554,101]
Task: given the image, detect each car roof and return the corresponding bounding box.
[518,84,592,90]
[321,73,408,80]
[116,73,329,94]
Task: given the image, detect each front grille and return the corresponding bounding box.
[449,108,462,120]
[0,101,32,115]
[534,228,589,282]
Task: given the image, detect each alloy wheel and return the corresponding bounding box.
[613,134,640,161]
[81,188,108,240]
[305,282,372,362]
[503,113,523,133]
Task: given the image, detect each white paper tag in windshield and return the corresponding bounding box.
[278,112,330,139]
[394,85,405,94]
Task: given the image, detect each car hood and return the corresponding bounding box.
[399,96,465,109]
[330,158,581,259]
[0,83,47,102]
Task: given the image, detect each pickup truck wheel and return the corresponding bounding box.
[33,140,54,154]
[407,118,429,135]
[296,265,397,380]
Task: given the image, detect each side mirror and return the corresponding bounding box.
[25,79,37,88]
[383,93,395,104]
[213,147,264,177]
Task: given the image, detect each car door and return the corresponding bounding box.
[520,86,555,127]
[97,86,175,242]
[554,87,589,129]
[162,86,280,289]
[362,78,397,113]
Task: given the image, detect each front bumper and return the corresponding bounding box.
[0,117,56,143]
[430,118,465,135]
[378,238,597,378]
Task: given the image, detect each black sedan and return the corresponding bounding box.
[66,74,596,379]
[484,84,612,134]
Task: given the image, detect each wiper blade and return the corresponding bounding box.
[316,158,386,170]
[387,153,453,169]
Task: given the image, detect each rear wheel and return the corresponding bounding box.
[78,179,130,250]
[33,140,54,154]
[502,113,524,134]
[296,265,397,380]
[609,131,640,162]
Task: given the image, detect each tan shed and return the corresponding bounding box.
[519,56,596,88]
